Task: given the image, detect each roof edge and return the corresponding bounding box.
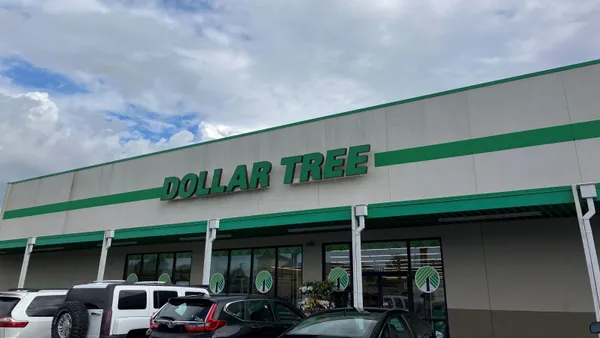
[11,57,600,185]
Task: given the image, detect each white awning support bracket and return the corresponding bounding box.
[202,219,220,285]
[17,237,36,288]
[573,183,600,326]
[351,204,368,311]
[96,229,115,281]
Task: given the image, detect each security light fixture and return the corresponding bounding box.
[287,224,349,233]
[438,211,542,223]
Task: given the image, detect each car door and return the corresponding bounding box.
[377,313,410,338]
[270,300,304,335]
[401,312,437,338]
[244,299,278,338]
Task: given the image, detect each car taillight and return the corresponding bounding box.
[184,303,226,333]
[0,316,28,328]
[100,309,112,336]
[149,312,159,330]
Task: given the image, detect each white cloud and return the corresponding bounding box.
[0,0,599,206]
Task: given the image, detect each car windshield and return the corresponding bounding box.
[0,297,20,317]
[156,298,214,322]
[286,312,379,338]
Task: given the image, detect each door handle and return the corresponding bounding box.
[90,312,102,316]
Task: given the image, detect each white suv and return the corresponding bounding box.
[0,288,68,338]
[50,280,209,338]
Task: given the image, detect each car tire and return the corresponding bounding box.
[51,301,89,338]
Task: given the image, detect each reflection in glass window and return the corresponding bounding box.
[252,248,276,296]
[229,249,251,294]
[210,250,229,292]
[211,247,303,305]
[409,239,446,336]
[157,253,174,280]
[141,254,158,281]
[277,247,303,305]
[325,244,351,308]
[124,252,191,285]
[174,252,192,285]
[125,254,141,278]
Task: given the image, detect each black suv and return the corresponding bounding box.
[148,294,305,338]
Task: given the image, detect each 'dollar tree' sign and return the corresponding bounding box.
[160,144,370,200]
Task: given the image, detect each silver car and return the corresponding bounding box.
[0,288,67,338]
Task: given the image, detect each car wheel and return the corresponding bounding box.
[51,301,89,338]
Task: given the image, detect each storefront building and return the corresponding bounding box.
[1,59,600,338]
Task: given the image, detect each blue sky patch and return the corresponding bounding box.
[106,104,201,143]
[1,57,87,94]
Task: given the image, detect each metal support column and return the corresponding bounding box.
[202,219,220,285]
[17,237,36,288]
[96,229,114,281]
[351,204,368,311]
[573,183,600,325]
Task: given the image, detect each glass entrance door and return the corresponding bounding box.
[323,239,449,337]
[362,273,408,309]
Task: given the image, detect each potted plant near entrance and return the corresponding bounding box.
[298,280,335,316]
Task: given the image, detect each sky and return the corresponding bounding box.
[0,0,600,206]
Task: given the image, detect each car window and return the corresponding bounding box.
[153,291,178,309]
[246,300,274,322]
[0,297,20,317]
[379,316,409,338]
[157,298,213,321]
[118,290,147,310]
[402,313,434,338]
[273,302,302,323]
[26,295,66,317]
[66,288,106,309]
[224,301,246,320]
[288,314,378,338]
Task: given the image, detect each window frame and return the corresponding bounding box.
[117,289,148,311]
[271,300,304,324]
[322,238,449,336]
[25,295,66,317]
[153,290,178,309]
[122,250,193,284]
[210,246,303,302]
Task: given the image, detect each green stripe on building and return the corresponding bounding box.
[374,119,600,167]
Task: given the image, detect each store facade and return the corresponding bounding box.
[1,59,600,338]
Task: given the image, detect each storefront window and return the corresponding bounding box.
[124,251,191,284]
[322,239,448,337]
[324,244,351,307]
[278,247,303,305]
[210,250,230,289]
[210,246,303,304]
[409,239,447,336]
[174,252,192,285]
[141,254,158,281]
[229,249,252,294]
[252,248,276,296]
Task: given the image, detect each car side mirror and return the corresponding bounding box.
[590,322,600,333]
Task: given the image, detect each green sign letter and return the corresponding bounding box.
[249,161,272,189]
[160,176,180,200]
[178,173,198,199]
[346,144,370,176]
[227,165,249,192]
[210,168,227,194]
[299,152,324,182]
[281,155,303,184]
[323,148,347,179]
[195,171,211,196]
